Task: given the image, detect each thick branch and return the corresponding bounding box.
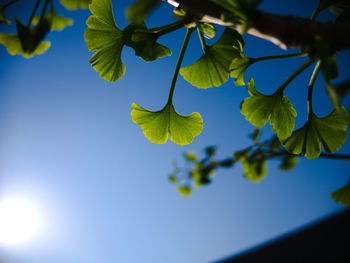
[165,0,350,50]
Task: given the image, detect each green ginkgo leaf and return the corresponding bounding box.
[126,0,160,25]
[180,28,244,89]
[229,41,252,86]
[131,102,203,145]
[331,180,350,206]
[85,0,171,81]
[33,9,73,31]
[60,0,90,10]
[128,24,172,62]
[0,33,50,58]
[0,5,10,24]
[84,0,125,82]
[283,107,349,159]
[241,78,297,140]
[241,156,267,182]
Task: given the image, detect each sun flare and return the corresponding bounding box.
[0,198,43,245]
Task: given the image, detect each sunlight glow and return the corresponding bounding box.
[0,198,43,245]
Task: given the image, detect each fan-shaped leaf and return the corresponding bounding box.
[180,28,243,89]
[131,103,203,145]
[128,24,171,62]
[0,33,50,57]
[241,78,297,140]
[85,0,172,81]
[84,0,125,82]
[33,9,73,31]
[60,0,90,10]
[15,16,51,53]
[331,180,350,206]
[283,107,349,159]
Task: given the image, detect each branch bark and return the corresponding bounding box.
[164,0,350,51]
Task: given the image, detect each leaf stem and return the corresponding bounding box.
[151,20,184,37]
[167,27,194,104]
[4,0,19,8]
[277,59,315,93]
[252,52,308,63]
[197,26,207,54]
[307,61,321,116]
[39,0,49,21]
[27,0,41,27]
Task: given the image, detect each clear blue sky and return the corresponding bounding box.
[0,0,349,262]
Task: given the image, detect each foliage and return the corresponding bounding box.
[1,0,350,205]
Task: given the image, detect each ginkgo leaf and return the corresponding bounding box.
[331,180,350,206]
[241,78,297,140]
[33,9,73,31]
[85,0,171,81]
[241,156,267,182]
[283,107,349,159]
[131,102,203,145]
[84,0,125,82]
[0,33,50,58]
[128,24,172,62]
[0,5,10,24]
[126,0,160,25]
[229,40,252,86]
[60,0,90,10]
[180,28,243,89]
[15,16,51,53]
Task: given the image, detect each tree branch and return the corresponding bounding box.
[164,0,350,51]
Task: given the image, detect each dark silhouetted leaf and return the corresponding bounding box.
[331,180,350,206]
[0,33,50,57]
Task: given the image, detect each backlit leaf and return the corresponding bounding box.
[198,23,216,39]
[283,107,349,159]
[0,33,50,58]
[229,41,251,86]
[84,0,125,82]
[180,28,243,89]
[241,156,267,182]
[60,0,90,10]
[331,180,350,206]
[241,78,297,140]
[85,0,171,81]
[33,9,73,32]
[128,24,172,62]
[131,102,203,145]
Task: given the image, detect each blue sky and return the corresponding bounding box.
[0,0,349,262]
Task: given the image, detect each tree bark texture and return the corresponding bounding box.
[165,0,350,51]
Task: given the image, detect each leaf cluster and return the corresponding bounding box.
[0,0,84,58]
